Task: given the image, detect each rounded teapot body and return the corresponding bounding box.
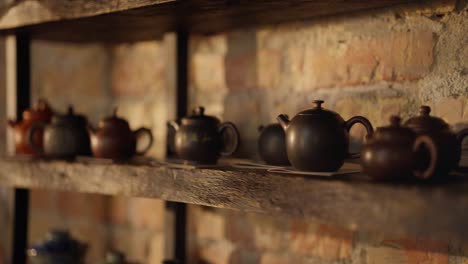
[175,121,223,164]
[90,127,137,161]
[43,121,91,159]
[258,124,290,166]
[286,114,348,171]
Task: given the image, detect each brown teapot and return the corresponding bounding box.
[361,116,438,180]
[88,109,154,161]
[277,100,373,171]
[28,106,91,159]
[404,106,468,177]
[7,99,53,155]
[168,107,240,164]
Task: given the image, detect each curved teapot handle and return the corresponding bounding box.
[412,135,437,180]
[345,116,374,159]
[27,122,46,155]
[134,127,154,155]
[218,122,240,157]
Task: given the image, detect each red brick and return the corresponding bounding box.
[30,189,55,212]
[260,253,291,264]
[128,197,164,231]
[289,220,354,259]
[225,52,257,91]
[388,239,449,264]
[56,192,109,223]
[225,212,255,249]
[109,195,129,226]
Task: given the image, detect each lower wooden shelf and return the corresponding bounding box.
[1,157,467,241]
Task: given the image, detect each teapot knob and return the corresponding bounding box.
[67,105,74,115]
[389,115,401,127]
[419,105,431,116]
[112,107,118,117]
[313,100,324,109]
[194,106,205,116]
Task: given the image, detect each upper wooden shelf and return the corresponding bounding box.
[1,157,468,241]
[0,0,414,42]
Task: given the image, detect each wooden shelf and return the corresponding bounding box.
[1,157,468,241]
[0,0,415,42]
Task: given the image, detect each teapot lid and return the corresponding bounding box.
[98,108,131,130]
[297,100,345,122]
[52,106,87,125]
[373,116,414,140]
[27,230,86,256]
[181,107,220,125]
[23,99,53,121]
[404,106,449,132]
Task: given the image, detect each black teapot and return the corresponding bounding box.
[28,106,91,159]
[404,106,468,177]
[277,100,373,171]
[258,123,290,165]
[27,230,87,264]
[168,107,240,164]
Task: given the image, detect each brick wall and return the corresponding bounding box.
[0,0,467,263]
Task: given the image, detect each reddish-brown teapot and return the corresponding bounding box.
[277,100,373,171]
[88,109,154,161]
[404,106,468,177]
[7,99,53,155]
[361,116,438,180]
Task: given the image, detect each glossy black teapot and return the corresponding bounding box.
[28,106,91,159]
[168,107,240,164]
[258,123,290,165]
[277,100,373,171]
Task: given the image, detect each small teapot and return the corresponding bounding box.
[168,107,240,164]
[277,100,374,171]
[27,230,87,264]
[404,106,468,177]
[88,108,154,161]
[28,106,91,159]
[7,99,53,155]
[258,123,290,166]
[361,116,438,180]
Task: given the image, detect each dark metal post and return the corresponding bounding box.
[12,32,31,264]
[168,30,189,264]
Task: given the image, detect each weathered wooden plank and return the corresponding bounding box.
[0,0,416,42]
[0,158,467,241]
[0,0,174,30]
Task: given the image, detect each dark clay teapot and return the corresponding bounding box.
[168,107,240,164]
[27,230,87,264]
[277,100,374,171]
[28,106,91,159]
[8,99,53,155]
[361,116,437,180]
[88,108,154,161]
[404,106,468,177]
[258,123,290,166]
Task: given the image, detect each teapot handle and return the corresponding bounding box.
[412,135,437,180]
[218,122,240,157]
[345,116,374,159]
[27,122,46,155]
[134,127,154,155]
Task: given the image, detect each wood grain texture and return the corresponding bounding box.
[0,0,416,42]
[0,158,468,241]
[0,0,173,30]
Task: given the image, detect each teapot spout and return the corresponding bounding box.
[168,120,180,131]
[87,124,97,135]
[277,114,290,131]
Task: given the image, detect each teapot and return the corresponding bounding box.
[277,100,373,171]
[361,116,437,180]
[88,108,154,161]
[27,230,87,264]
[404,106,468,177]
[257,123,290,165]
[28,106,91,159]
[168,107,240,164]
[7,99,53,155]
